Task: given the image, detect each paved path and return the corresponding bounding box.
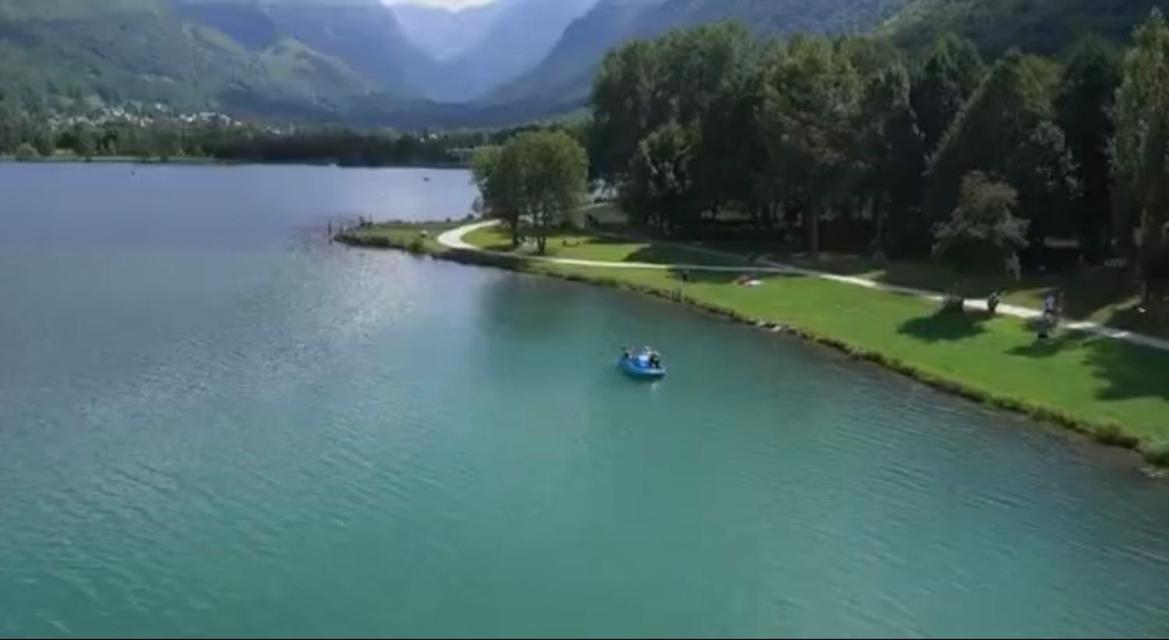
[438,221,1169,352]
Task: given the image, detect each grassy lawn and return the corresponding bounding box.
[464,225,750,267]
[682,240,1156,336]
[455,223,1169,460]
[337,221,458,253]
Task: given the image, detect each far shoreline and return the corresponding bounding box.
[0,156,470,170]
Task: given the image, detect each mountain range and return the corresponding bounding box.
[0,0,1161,128]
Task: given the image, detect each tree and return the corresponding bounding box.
[31,124,55,158]
[621,123,698,235]
[509,131,589,255]
[591,23,753,184]
[471,145,524,248]
[14,142,38,161]
[73,125,98,160]
[473,132,588,255]
[1112,9,1169,299]
[590,40,665,183]
[855,59,928,256]
[692,40,770,227]
[926,51,1078,249]
[757,35,862,257]
[910,33,986,154]
[1056,37,1120,261]
[933,172,1029,279]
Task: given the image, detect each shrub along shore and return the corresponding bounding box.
[338,222,1169,470]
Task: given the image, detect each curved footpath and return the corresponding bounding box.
[438,220,1169,353]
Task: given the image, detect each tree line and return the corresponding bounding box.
[0,105,508,167]
[575,11,1169,299]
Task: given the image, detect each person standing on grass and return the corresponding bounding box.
[987,291,1001,315]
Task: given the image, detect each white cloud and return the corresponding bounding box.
[382,0,496,9]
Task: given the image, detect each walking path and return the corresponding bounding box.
[437,221,1169,352]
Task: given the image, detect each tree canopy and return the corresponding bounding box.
[473,130,589,254]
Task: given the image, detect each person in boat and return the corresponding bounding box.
[621,347,631,361]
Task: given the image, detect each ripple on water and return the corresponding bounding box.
[2,166,1169,637]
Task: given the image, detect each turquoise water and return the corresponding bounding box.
[1,164,1168,637]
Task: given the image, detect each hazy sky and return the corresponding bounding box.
[382,0,495,9]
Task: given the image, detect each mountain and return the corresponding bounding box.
[173,0,437,99]
[481,0,659,110]
[0,0,390,118]
[886,0,1165,56]
[389,0,599,103]
[392,0,509,62]
[485,0,909,112]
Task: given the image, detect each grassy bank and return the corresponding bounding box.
[340,223,1169,468]
[335,221,459,253]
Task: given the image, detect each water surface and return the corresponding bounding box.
[1,164,1167,637]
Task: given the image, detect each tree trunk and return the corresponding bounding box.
[807,207,820,259]
[535,207,549,255]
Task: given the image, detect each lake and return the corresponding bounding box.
[1,164,1168,637]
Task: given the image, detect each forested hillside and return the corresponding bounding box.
[887,0,1165,55]
[0,0,420,119]
[485,0,910,114]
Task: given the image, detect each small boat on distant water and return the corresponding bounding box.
[618,347,666,379]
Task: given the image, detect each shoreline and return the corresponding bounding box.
[0,156,469,170]
[336,224,1169,471]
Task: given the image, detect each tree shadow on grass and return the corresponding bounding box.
[1083,337,1169,402]
[897,310,991,343]
[1007,329,1090,359]
[665,268,802,286]
[625,244,748,268]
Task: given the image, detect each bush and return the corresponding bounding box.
[1093,423,1139,448]
[407,235,427,254]
[1140,440,1169,466]
[14,142,38,160]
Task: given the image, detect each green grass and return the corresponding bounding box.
[464,225,750,267]
[627,233,1159,337]
[336,221,458,253]
[451,224,1169,464]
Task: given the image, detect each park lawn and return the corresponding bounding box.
[463,225,750,267]
[461,228,1169,454]
[684,240,1153,335]
[338,221,458,252]
[775,252,1147,329]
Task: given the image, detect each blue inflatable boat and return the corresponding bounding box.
[618,350,666,379]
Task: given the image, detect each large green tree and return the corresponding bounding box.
[855,59,928,256]
[757,35,862,257]
[621,122,698,235]
[1113,9,1169,298]
[471,145,524,248]
[476,131,588,255]
[590,22,753,184]
[926,51,1078,253]
[910,33,985,155]
[933,171,1029,279]
[1056,37,1121,261]
[692,40,772,227]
